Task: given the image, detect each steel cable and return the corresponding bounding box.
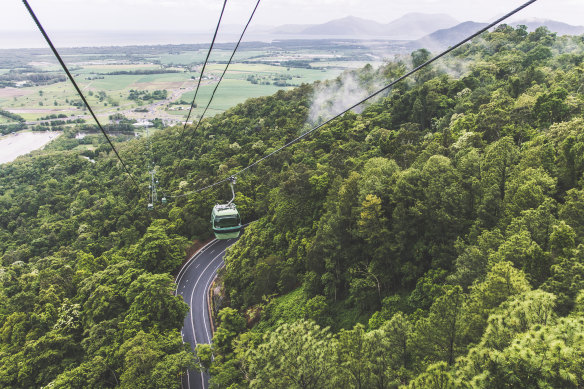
[169,0,538,199]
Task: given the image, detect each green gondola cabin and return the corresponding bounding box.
[211,203,241,239]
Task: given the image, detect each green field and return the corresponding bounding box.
[74,64,163,74]
[0,116,15,124]
[0,43,371,124]
[159,49,268,65]
[179,79,284,113]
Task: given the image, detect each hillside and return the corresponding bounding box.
[301,16,386,36]
[415,21,490,50]
[272,13,459,39]
[416,19,584,51]
[513,18,584,35]
[1,25,584,388]
[382,12,459,39]
[270,15,584,43]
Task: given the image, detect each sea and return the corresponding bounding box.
[0,30,403,49]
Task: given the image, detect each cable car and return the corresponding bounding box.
[211,177,242,239]
[211,203,241,239]
[148,203,154,210]
[161,197,167,205]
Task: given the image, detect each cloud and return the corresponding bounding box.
[308,67,386,125]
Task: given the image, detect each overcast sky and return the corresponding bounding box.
[4,0,584,32]
[2,0,582,33]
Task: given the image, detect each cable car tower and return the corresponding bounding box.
[211,176,242,239]
[148,167,158,211]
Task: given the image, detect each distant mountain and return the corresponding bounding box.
[383,13,460,40]
[301,16,386,36]
[512,18,584,35]
[269,13,459,40]
[266,15,583,44]
[414,18,584,52]
[270,24,313,34]
[415,21,489,51]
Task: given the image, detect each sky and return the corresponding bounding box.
[0,0,582,46]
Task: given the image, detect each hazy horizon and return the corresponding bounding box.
[2,3,583,50]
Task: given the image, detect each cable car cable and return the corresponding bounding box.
[180,0,228,138]
[167,0,228,188]
[22,0,142,191]
[191,0,261,135]
[162,0,257,200]
[168,0,538,199]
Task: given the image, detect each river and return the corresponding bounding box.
[0,131,60,164]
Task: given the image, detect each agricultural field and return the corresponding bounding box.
[0,40,406,129]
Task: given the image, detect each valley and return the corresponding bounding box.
[0,40,401,130]
[1,3,584,388]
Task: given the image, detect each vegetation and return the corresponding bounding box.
[0,68,66,88]
[0,109,25,123]
[1,25,584,388]
[0,41,368,123]
[128,89,168,102]
[205,25,584,388]
[0,123,26,135]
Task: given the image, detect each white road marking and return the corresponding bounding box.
[174,239,219,389]
[190,249,227,389]
[175,239,219,293]
[176,237,239,389]
[202,259,226,343]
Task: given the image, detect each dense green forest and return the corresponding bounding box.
[1,25,584,387]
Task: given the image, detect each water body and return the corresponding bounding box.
[0,131,59,164]
[0,30,403,49]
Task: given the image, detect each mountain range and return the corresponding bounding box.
[258,14,584,44]
[512,18,584,35]
[415,18,584,51]
[268,13,460,40]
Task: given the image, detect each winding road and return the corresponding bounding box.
[175,238,237,389]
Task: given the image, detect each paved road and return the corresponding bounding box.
[175,238,237,389]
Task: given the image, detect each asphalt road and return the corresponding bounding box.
[175,238,237,389]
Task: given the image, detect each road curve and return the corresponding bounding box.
[175,238,237,389]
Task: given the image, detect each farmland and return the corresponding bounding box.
[0,39,405,129]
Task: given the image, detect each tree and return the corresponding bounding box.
[463,261,531,343]
[420,155,465,269]
[413,286,465,366]
[408,269,449,311]
[483,289,555,350]
[336,324,371,389]
[380,312,412,373]
[504,167,556,220]
[48,356,113,388]
[358,194,386,245]
[543,244,584,314]
[213,308,246,355]
[408,362,465,389]
[476,90,513,142]
[364,326,398,389]
[304,295,333,328]
[478,137,519,228]
[448,229,504,289]
[490,231,549,286]
[247,321,337,389]
[130,219,188,274]
[534,87,570,126]
[560,189,584,245]
[459,317,584,388]
[121,273,189,339]
[118,331,193,389]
